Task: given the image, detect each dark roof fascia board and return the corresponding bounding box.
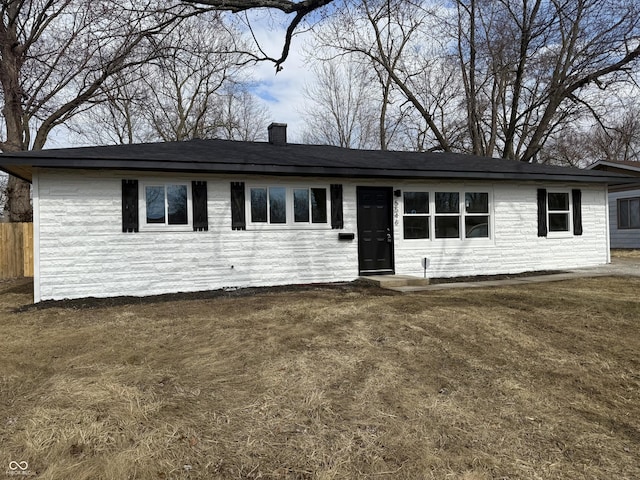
[21,163,633,184]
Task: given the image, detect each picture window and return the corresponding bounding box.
[143,183,189,227]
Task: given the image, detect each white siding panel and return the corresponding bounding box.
[35,170,610,301]
[608,189,640,249]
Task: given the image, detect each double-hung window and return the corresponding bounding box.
[547,192,570,232]
[618,197,640,229]
[537,189,582,237]
[435,192,460,238]
[403,192,429,239]
[464,192,489,238]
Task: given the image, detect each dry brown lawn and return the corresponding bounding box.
[611,249,640,259]
[0,277,639,480]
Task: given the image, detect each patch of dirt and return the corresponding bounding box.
[429,269,567,284]
[16,279,395,311]
[15,269,571,311]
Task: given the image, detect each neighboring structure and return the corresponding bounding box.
[590,160,640,249]
[0,124,633,302]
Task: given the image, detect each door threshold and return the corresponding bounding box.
[360,270,395,276]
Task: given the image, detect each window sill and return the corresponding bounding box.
[246,224,332,231]
[545,231,574,239]
[138,225,194,233]
[402,237,494,243]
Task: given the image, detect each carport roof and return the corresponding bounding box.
[0,138,635,184]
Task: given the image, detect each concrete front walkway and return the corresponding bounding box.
[361,257,640,293]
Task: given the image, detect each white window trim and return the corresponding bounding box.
[402,191,430,239]
[401,189,493,242]
[139,180,193,232]
[547,190,573,238]
[462,191,492,241]
[246,184,331,230]
[434,191,462,240]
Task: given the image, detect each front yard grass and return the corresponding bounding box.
[0,277,638,479]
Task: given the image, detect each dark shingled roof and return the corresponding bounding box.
[0,138,634,184]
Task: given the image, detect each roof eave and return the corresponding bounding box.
[0,165,32,183]
[13,161,630,184]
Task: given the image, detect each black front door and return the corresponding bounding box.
[357,186,394,275]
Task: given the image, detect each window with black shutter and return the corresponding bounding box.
[122,179,208,232]
[539,189,582,237]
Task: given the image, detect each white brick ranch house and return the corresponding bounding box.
[0,124,633,302]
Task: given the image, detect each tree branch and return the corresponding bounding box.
[184,0,334,69]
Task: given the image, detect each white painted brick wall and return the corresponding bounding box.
[33,169,610,301]
[607,189,640,249]
[392,181,608,278]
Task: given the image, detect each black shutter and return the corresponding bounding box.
[537,188,547,237]
[122,179,139,233]
[572,189,583,236]
[330,184,344,229]
[231,182,246,230]
[192,181,208,231]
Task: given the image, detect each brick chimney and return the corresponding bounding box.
[268,123,287,146]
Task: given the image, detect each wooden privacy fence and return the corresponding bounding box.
[0,222,34,279]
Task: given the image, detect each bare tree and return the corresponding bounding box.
[538,126,591,167]
[67,71,152,145]
[0,1,212,221]
[139,14,249,142]
[301,59,379,148]
[454,0,640,162]
[589,110,640,164]
[295,0,640,160]
[0,172,7,221]
[185,0,335,69]
[309,0,466,152]
[216,86,271,141]
[67,12,269,145]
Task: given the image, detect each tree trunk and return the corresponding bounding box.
[4,176,31,222]
[0,2,31,221]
